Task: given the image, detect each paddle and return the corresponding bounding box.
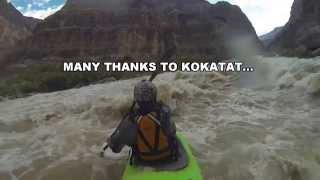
[100,47,176,158]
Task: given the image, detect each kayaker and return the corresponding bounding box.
[106,79,179,164]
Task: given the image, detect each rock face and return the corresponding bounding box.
[0,0,39,30]
[22,0,262,61]
[269,0,320,57]
[0,0,40,62]
[260,26,283,47]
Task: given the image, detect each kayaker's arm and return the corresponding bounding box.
[160,104,176,136]
[158,104,179,157]
[108,112,138,153]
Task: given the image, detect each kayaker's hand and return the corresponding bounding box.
[100,151,105,158]
[100,141,109,158]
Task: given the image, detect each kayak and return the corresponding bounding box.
[122,132,203,180]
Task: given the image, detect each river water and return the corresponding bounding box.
[0,56,319,180]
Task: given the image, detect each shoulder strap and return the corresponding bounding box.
[138,128,153,151]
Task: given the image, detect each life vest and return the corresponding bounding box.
[135,112,174,161]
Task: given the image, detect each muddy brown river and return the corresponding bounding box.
[0,56,320,180]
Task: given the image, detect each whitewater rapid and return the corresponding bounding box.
[0,56,320,180]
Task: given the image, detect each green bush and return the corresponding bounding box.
[0,64,110,98]
[0,63,147,99]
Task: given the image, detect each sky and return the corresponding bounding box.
[209,0,294,35]
[8,0,65,19]
[7,0,294,36]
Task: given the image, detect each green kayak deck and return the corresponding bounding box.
[122,132,203,180]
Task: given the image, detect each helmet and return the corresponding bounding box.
[134,80,157,103]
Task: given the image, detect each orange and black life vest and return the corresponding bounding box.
[134,112,174,161]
